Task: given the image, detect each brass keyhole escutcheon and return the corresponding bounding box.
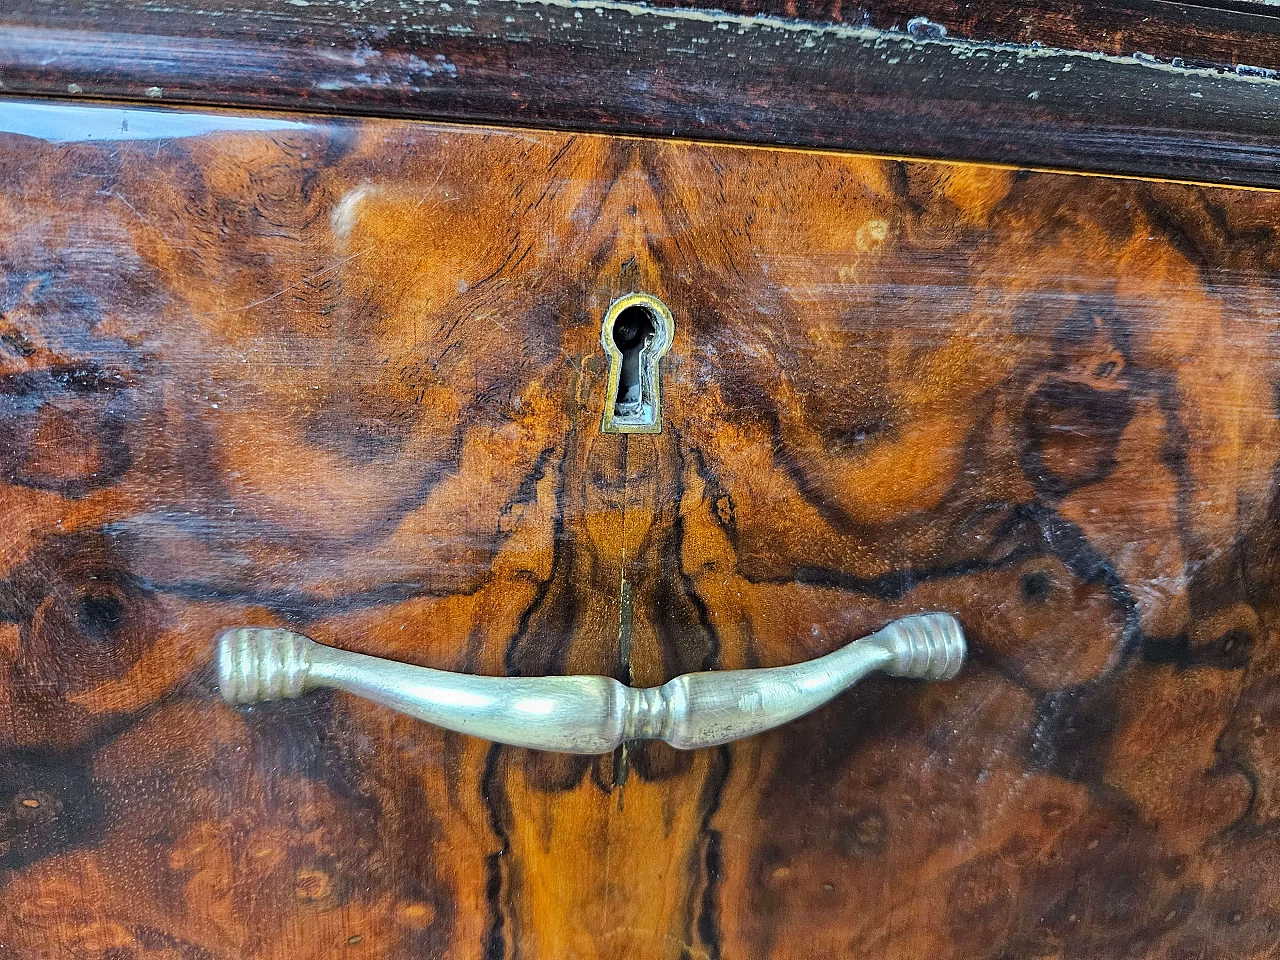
[600,293,674,434]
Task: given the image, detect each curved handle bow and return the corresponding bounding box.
[215,613,965,753]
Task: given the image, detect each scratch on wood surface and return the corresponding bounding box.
[225,246,373,314]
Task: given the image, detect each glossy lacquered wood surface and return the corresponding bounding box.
[2,99,1280,959]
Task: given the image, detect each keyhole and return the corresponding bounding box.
[600,293,673,434]
[612,305,656,417]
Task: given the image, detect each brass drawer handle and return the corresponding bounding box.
[215,613,965,753]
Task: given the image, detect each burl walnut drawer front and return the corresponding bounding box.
[2,98,1279,959]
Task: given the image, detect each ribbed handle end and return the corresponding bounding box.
[216,627,314,704]
[879,613,966,681]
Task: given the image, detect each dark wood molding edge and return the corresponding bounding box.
[2,0,1280,187]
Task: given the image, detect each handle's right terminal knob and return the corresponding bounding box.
[879,612,966,681]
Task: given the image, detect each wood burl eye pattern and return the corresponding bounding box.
[1,99,1280,959]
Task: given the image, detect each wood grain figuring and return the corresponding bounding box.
[4,0,1280,187]
[2,98,1280,958]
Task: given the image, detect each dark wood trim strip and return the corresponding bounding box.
[2,0,1280,186]
[653,0,1280,76]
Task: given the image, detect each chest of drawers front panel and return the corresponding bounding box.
[2,101,1279,960]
